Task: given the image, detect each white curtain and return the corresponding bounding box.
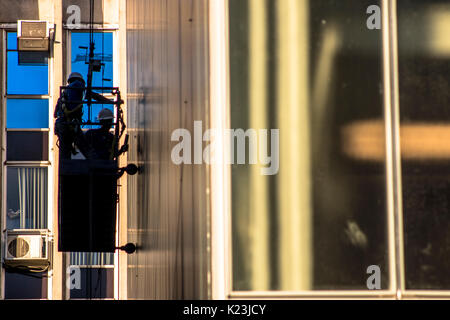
[70,252,114,266]
[18,167,48,229]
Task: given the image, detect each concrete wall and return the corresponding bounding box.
[0,0,120,25]
[0,0,40,22]
[126,0,210,299]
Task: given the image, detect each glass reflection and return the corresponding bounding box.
[230,0,388,291]
[71,32,114,88]
[398,0,450,289]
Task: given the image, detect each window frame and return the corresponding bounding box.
[1,27,54,300]
[5,31,49,96]
[63,26,119,301]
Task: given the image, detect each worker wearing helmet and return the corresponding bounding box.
[54,72,86,121]
[54,72,90,159]
[85,108,127,160]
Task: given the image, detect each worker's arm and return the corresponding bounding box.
[88,91,114,104]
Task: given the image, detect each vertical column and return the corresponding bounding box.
[276,0,312,290]
[52,0,64,300]
[117,0,128,301]
[381,0,404,298]
[209,0,231,300]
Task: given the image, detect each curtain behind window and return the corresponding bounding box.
[70,252,114,266]
[17,167,48,229]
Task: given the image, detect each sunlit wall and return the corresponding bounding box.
[126,0,210,299]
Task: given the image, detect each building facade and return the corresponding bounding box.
[1,0,450,299]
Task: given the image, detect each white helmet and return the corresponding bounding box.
[67,72,84,83]
[98,108,114,121]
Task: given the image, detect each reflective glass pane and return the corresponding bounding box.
[7,51,48,95]
[71,32,113,88]
[82,104,115,129]
[70,252,114,266]
[398,0,450,289]
[69,267,114,299]
[7,99,49,128]
[6,167,48,229]
[7,131,49,161]
[7,32,17,50]
[230,0,388,291]
[5,272,47,299]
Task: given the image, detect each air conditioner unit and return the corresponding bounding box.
[17,20,50,51]
[3,229,52,270]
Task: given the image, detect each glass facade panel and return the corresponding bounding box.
[7,32,17,50]
[7,32,48,95]
[4,272,47,299]
[229,0,388,291]
[69,31,115,266]
[69,267,114,299]
[82,104,114,129]
[6,99,49,129]
[7,131,49,161]
[71,32,114,88]
[398,0,450,289]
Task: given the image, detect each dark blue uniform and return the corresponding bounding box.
[54,79,88,159]
[85,128,115,160]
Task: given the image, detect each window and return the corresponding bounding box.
[397,0,450,290]
[4,272,48,299]
[229,0,387,292]
[70,32,114,88]
[6,32,48,95]
[6,167,48,230]
[227,0,450,298]
[6,99,49,129]
[6,131,49,161]
[70,32,115,129]
[67,31,116,271]
[3,31,51,300]
[69,267,114,299]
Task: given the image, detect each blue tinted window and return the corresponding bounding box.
[7,99,49,128]
[71,32,113,88]
[7,51,48,94]
[7,32,17,50]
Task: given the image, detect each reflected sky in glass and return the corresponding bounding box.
[71,32,113,88]
[7,32,17,50]
[82,104,115,129]
[7,99,49,128]
[7,32,48,95]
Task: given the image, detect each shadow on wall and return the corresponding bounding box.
[0,0,39,21]
[63,0,104,24]
[0,0,104,24]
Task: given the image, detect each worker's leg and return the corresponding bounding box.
[73,127,99,159]
[55,120,73,160]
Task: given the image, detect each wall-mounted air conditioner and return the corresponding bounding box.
[17,20,50,51]
[3,229,52,270]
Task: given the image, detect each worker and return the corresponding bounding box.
[54,72,92,159]
[85,108,128,160]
